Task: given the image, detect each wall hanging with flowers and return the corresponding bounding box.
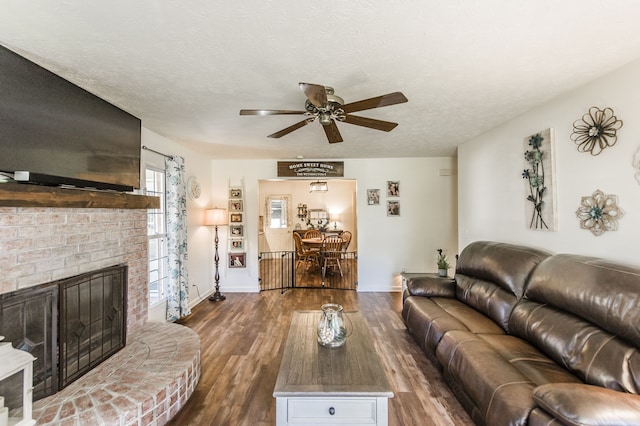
[522,128,556,230]
[570,106,623,156]
[575,189,624,236]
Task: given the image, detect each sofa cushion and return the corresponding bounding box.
[533,383,640,426]
[403,296,503,354]
[510,254,640,393]
[436,330,580,426]
[455,241,552,331]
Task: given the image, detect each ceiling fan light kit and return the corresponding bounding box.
[240,82,407,144]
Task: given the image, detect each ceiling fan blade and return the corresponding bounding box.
[267,119,311,138]
[341,92,408,114]
[342,114,398,132]
[322,120,343,144]
[299,82,327,108]
[240,109,305,116]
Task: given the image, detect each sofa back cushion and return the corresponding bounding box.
[455,241,552,332]
[510,254,640,393]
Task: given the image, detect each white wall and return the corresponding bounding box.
[458,58,640,266]
[212,157,458,292]
[141,127,214,320]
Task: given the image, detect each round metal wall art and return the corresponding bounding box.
[575,189,624,236]
[570,106,623,156]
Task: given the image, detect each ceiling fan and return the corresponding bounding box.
[239,83,408,144]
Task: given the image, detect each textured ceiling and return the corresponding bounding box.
[2,1,640,159]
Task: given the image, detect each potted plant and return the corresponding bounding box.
[437,249,450,277]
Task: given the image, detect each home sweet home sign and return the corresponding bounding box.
[277,161,344,177]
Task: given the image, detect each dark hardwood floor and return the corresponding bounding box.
[169,289,473,426]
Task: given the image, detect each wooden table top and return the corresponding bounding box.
[273,310,393,398]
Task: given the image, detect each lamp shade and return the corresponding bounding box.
[204,208,228,226]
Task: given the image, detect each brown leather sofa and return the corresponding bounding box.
[402,241,640,426]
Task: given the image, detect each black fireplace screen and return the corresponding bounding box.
[59,264,127,388]
[0,264,127,400]
[0,282,58,401]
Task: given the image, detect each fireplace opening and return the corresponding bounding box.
[0,264,127,400]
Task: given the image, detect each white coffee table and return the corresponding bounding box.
[274,311,393,425]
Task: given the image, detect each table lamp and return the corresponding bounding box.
[205,207,228,302]
[330,213,340,230]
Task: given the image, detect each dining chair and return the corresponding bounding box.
[322,236,344,277]
[339,231,352,252]
[293,233,319,271]
[304,229,322,239]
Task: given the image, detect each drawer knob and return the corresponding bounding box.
[329,407,335,415]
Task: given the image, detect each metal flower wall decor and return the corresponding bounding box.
[522,129,556,230]
[570,106,623,156]
[575,189,624,236]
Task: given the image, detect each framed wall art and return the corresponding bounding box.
[229,200,243,212]
[387,201,400,216]
[230,225,244,236]
[230,213,243,223]
[229,252,246,268]
[387,181,400,197]
[229,238,244,251]
[522,128,557,231]
[367,189,380,205]
[230,187,243,199]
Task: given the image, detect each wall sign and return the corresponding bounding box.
[277,161,344,177]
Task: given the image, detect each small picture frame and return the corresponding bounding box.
[229,252,246,268]
[387,200,400,216]
[229,200,243,212]
[230,225,244,236]
[230,213,243,223]
[387,181,400,197]
[367,189,380,205]
[229,238,244,251]
[230,187,243,199]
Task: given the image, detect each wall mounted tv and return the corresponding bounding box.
[0,44,141,192]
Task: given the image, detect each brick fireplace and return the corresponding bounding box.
[0,186,199,425]
[0,206,148,334]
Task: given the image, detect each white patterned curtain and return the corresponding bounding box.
[165,155,191,321]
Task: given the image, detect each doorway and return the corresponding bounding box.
[258,179,358,291]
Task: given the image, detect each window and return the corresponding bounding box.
[266,195,291,229]
[145,168,168,306]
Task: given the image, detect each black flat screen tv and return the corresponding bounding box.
[0,44,141,192]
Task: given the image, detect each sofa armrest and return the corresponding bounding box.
[533,383,640,426]
[406,276,455,298]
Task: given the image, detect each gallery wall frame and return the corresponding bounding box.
[387,201,400,216]
[229,200,243,212]
[367,189,380,205]
[230,187,243,199]
[229,252,246,268]
[230,225,244,236]
[386,181,400,197]
[229,237,244,251]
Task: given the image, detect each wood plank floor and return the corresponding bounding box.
[169,289,473,426]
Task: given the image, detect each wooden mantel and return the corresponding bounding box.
[0,183,160,209]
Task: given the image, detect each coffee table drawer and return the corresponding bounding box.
[288,397,377,423]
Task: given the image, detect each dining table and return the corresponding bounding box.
[300,237,324,250]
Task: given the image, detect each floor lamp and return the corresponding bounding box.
[205,207,228,302]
